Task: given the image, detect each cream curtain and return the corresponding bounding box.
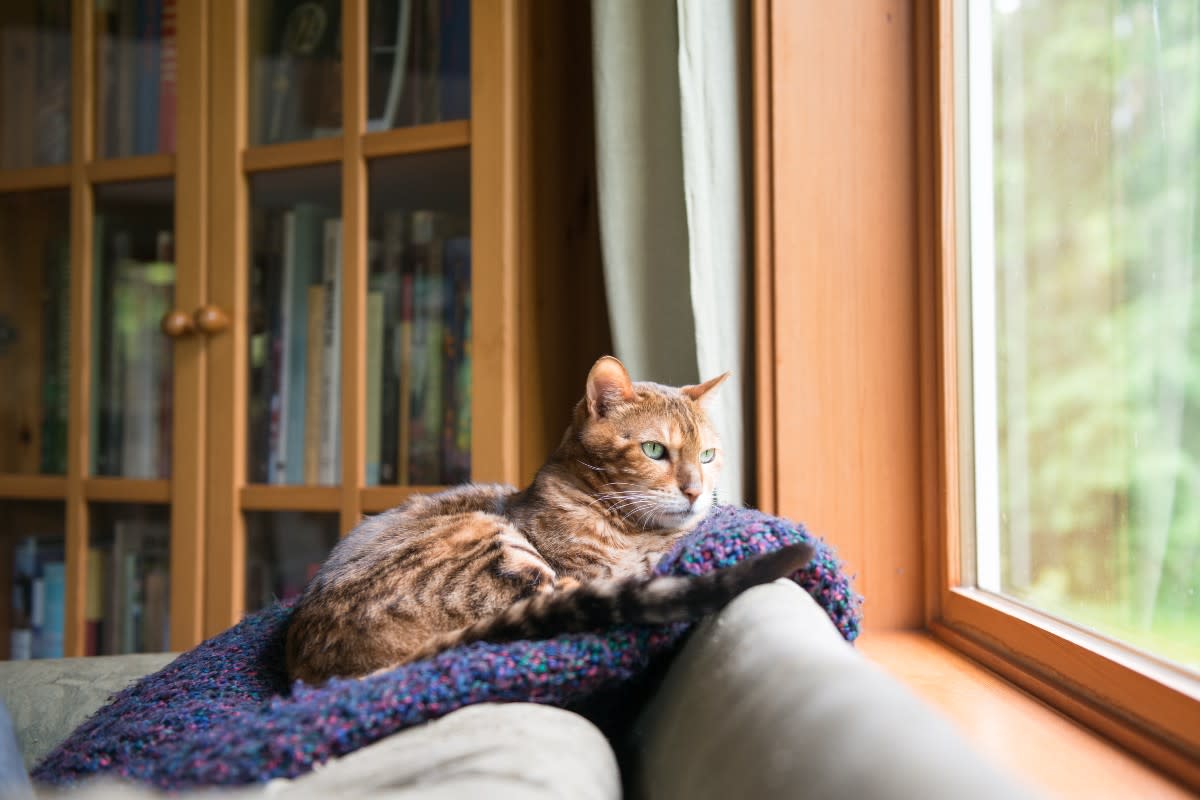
[591,0,750,505]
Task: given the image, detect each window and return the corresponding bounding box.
[960,0,1200,672]
[948,0,1200,779]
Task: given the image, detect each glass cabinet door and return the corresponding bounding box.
[366,150,470,487]
[91,180,175,479]
[1,501,66,660]
[0,190,71,476]
[0,2,71,169]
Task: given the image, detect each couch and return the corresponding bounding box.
[0,581,1037,799]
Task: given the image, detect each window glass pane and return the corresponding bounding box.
[966,1,1200,671]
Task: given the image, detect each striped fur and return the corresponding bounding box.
[285,357,809,685]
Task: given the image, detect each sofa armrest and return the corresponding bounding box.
[0,653,176,769]
[631,580,1041,800]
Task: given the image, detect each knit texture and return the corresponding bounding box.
[33,506,861,790]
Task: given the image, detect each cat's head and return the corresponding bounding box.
[571,355,729,532]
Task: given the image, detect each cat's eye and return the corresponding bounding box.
[700,448,716,463]
[641,441,667,460]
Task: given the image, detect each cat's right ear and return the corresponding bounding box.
[587,356,635,418]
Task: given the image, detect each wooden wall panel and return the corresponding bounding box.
[766,2,924,629]
[517,3,611,482]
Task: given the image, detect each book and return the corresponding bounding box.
[437,0,470,121]
[37,561,66,659]
[34,0,72,165]
[375,210,407,483]
[263,0,341,143]
[276,204,329,484]
[85,546,107,656]
[406,210,445,484]
[304,284,326,484]
[440,236,471,483]
[39,235,71,474]
[365,290,385,485]
[318,218,343,484]
[134,0,162,155]
[115,233,175,479]
[396,274,414,485]
[158,0,177,152]
[1,23,36,168]
[110,519,170,654]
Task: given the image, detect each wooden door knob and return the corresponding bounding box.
[193,305,230,335]
[161,309,195,338]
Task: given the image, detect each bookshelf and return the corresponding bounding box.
[0,0,580,660]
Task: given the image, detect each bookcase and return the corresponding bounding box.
[0,0,610,660]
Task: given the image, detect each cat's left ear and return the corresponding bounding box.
[681,372,730,405]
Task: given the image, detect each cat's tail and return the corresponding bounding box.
[403,542,815,665]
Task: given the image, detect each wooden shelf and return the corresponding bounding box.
[0,475,68,501]
[360,486,446,514]
[82,478,170,504]
[86,154,176,185]
[240,485,341,513]
[361,121,471,160]
[242,138,343,174]
[0,166,72,194]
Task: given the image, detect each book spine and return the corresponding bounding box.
[85,546,105,656]
[40,237,71,474]
[441,236,471,483]
[35,1,72,165]
[407,211,444,484]
[286,205,325,484]
[273,210,298,484]
[304,284,326,484]
[318,218,343,484]
[135,0,161,155]
[116,0,136,157]
[158,0,177,152]
[38,561,66,659]
[438,0,470,121]
[365,291,384,485]
[397,274,414,485]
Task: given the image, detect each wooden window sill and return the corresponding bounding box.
[858,632,1194,799]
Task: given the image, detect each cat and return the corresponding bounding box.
[284,356,813,684]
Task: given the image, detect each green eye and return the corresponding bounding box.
[641,441,667,460]
[700,448,716,463]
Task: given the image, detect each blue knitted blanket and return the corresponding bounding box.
[33,506,861,790]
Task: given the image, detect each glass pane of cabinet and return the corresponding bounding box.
[249,0,342,146]
[248,165,341,485]
[367,149,470,486]
[0,1,71,169]
[367,0,469,131]
[0,190,71,475]
[2,501,66,660]
[244,511,337,615]
[89,503,170,655]
[91,180,175,479]
[95,0,177,158]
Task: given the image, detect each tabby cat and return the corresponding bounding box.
[285,356,813,684]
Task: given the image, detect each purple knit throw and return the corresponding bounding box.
[33,506,861,790]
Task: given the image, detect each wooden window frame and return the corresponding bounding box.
[755,0,1200,790]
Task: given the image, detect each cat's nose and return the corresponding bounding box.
[682,485,702,503]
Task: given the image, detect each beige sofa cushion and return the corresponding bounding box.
[630,579,1042,800]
